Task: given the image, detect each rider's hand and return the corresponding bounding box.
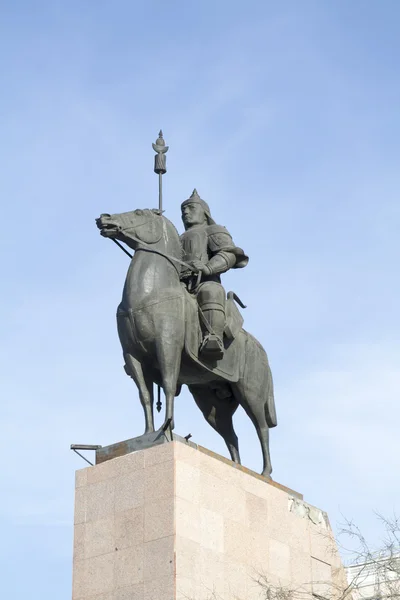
[190,260,212,275]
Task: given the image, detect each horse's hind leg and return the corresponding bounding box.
[231,379,272,478]
[189,384,241,464]
[124,353,155,434]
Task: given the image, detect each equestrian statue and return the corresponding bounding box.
[95,132,277,477]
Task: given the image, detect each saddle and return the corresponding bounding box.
[183,290,245,382]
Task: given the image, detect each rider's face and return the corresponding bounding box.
[181,203,207,228]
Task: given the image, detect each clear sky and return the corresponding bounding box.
[1,1,399,598]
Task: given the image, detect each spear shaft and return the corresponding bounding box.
[157,175,162,413]
[159,173,163,213]
[152,130,169,412]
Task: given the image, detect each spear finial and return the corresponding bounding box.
[152,130,169,176]
[152,130,168,214]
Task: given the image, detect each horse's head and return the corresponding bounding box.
[96,208,163,250]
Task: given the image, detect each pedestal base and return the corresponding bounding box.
[72,439,347,600]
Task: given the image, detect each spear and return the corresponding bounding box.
[152,130,169,412]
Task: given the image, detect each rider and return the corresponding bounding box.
[180,189,248,360]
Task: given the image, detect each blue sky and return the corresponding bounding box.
[1,1,399,598]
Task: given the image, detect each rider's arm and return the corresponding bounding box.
[202,251,236,276]
[204,225,247,275]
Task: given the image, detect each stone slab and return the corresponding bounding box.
[73,438,347,600]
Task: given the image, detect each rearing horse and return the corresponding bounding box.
[96,208,277,477]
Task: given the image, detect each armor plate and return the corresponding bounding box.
[180,228,209,263]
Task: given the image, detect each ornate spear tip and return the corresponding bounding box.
[153,129,168,174]
[155,130,165,147]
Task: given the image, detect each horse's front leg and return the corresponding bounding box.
[156,322,185,432]
[124,353,155,434]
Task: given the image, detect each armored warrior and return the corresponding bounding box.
[180,189,248,360]
[95,133,276,477]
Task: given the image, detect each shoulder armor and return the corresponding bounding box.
[206,224,235,252]
[206,224,248,268]
[206,224,230,236]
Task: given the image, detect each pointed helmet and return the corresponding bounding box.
[181,189,216,225]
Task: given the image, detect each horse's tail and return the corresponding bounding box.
[242,331,277,428]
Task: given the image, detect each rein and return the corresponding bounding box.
[135,247,194,274]
[112,230,200,279]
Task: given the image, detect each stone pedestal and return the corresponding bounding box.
[72,439,347,600]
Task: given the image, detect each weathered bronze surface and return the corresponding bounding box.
[95,137,277,477]
[96,430,173,464]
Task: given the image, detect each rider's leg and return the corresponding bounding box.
[197,282,226,359]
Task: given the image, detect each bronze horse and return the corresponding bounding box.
[96,208,277,477]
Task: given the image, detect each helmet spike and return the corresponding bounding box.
[190,188,200,199]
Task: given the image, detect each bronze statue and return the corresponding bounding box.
[95,132,277,477]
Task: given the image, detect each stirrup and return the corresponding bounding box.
[200,334,224,361]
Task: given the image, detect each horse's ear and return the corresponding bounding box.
[135,212,162,244]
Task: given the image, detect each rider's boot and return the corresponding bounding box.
[197,282,226,361]
[199,308,225,361]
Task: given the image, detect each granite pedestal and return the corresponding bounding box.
[72,438,347,600]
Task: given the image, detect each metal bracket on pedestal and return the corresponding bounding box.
[70,444,102,466]
[71,430,195,467]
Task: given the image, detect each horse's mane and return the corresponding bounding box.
[157,211,183,260]
[159,213,180,239]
